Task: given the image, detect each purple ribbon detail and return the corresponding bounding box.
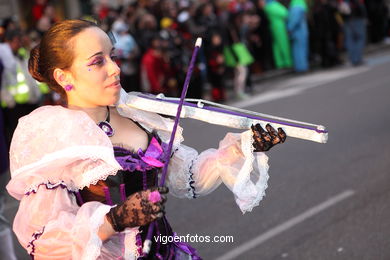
[137,137,164,168]
[115,137,167,172]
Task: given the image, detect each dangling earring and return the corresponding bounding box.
[64,84,73,91]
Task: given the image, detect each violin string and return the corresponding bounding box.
[161,96,321,129]
[136,93,326,133]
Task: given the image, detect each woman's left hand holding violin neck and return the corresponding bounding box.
[251,123,287,152]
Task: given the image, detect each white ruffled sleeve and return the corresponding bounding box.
[6,105,129,259]
[166,130,270,214]
[13,185,111,259]
[7,105,122,200]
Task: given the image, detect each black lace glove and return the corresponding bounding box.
[106,187,168,232]
[251,123,286,152]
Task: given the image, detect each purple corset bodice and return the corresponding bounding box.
[77,133,178,259]
[77,133,168,205]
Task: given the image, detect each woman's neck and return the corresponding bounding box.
[67,104,108,124]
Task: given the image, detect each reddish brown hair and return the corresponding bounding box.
[28,19,98,102]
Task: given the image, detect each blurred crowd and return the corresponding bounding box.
[0,0,389,142]
[0,0,389,137]
[1,0,390,106]
[2,0,390,158]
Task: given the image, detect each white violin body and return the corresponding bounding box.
[121,92,328,144]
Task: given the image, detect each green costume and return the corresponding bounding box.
[264,0,292,68]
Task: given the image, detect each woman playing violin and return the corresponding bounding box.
[7,19,285,259]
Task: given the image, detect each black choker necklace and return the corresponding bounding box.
[97,106,115,137]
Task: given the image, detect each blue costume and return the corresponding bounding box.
[287,0,309,72]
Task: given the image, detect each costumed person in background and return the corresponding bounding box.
[36,4,57,36]
[6,20,286,259]
[225,10,255,100]
[0,29,41,147]
[312,0,342,68]
[338,0,367,66]
[111,19,141,93]
[0,56,18,260]
[193,1,226,102]
[264,0,293,69]
[158,17,183,98]
[205,30,226,102]
[287,0,309,73]
[32,0,48,26]
[140,34,172,95]
[252,0,275,72]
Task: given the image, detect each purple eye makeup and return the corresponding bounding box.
[86,48,117,69]
[87,56,104,66]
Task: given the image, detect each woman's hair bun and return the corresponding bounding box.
[28,44,45,83]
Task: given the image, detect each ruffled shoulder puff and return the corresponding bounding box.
[7,105,122,200]
[7,89,185,200]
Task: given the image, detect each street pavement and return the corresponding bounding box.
[3,49,390,259]
[167,50,390,260]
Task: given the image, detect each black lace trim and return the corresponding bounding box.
[25,181,74,196]
[27,226,45,259]
[188,159,197,199]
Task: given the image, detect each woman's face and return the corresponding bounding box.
[66,27,121,107]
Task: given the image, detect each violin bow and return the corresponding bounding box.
[143,37,203,255]
[140,35,329,254]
